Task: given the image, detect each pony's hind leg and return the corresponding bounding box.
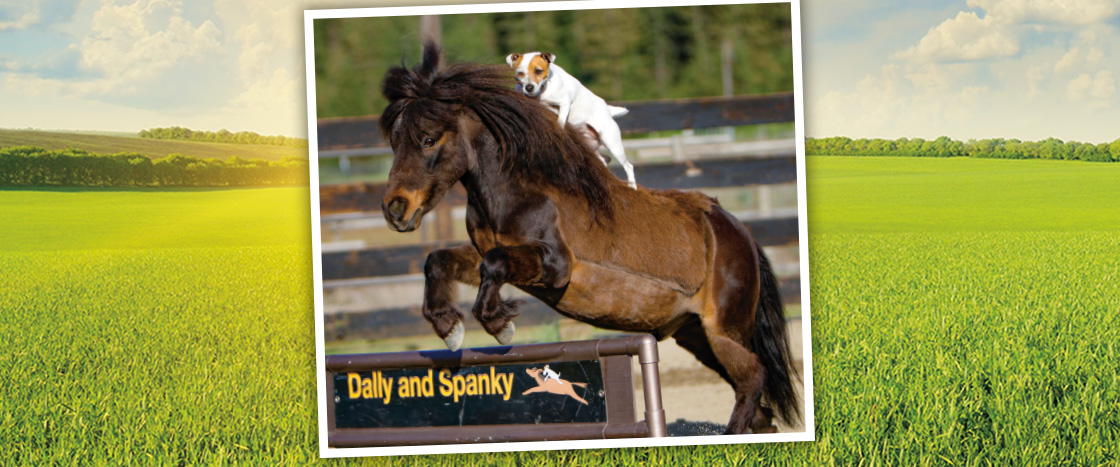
[706,333,774,434]
[699,208,793,434]
[671,315,733,385]
[423,244,482,351]
[673,315,775,434]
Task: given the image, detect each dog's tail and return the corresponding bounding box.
[608,105,629,118]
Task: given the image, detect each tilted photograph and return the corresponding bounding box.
[305,0,812,456]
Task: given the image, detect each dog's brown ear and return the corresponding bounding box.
[542,52,556,63]
[506,53,521,66]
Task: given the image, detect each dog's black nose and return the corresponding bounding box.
[525,84,535,93]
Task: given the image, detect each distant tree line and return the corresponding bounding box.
[139,127,308,148]
[0,146,308,187]
[807,136,1120,162]
[314,4,793,118]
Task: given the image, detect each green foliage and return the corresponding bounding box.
[139,126,308,148]
[808,135,1119,162]
[313,4,794,118]
[0,146,308,187]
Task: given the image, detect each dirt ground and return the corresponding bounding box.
[631,318,807,436]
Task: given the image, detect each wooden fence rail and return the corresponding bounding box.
[321,215,798,281]
[318,154,795,215]
[316,93,794,153]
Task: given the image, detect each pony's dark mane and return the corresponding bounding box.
[380,43,615,221]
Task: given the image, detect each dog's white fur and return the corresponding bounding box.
[506,51,637,189]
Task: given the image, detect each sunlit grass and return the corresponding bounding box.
[0,187,310,251]
[3,156,1119,464]
[0,246,318,465]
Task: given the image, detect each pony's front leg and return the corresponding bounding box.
[472,243,570,345]
[422,244,482,351]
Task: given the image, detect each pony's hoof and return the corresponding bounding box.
[628,182,637,190]
[443,321,464,351]
[495,322,516,345]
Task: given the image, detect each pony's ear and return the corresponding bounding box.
[506,53,520,66]
[542,52,556,64]
[419,40,441,77]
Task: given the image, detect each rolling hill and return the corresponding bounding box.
[0,128,308,161]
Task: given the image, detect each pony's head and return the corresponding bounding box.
[379,43,475,231]
[379,42,614,231]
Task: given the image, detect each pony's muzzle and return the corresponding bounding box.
[382,196,424,232]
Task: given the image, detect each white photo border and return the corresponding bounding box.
[304,0,814,458]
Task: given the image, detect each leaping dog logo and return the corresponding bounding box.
[522,367,589,405]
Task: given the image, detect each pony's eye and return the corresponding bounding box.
[423,137,437,148]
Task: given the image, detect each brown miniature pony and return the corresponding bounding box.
[522,367,589,405]
[379,43,798,434]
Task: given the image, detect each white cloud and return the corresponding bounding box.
[1087,47,1105,64]
[1067,70,1115,111]
[812,61,991,139]
[1054,47,1079,72]
[893,11,1019,61]
[78,0,220,88]
[967,0,1120,26]
[1068,73,1093,100]
[212,0,303,82]
[1092,71,1117,99]
[895,1,1120,63]
[0,2,41,30]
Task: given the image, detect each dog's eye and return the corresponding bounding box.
[534,68,543,74]
[422,137,437,148]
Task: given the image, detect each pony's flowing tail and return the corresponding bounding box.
[750,245,800,424]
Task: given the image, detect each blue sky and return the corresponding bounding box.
[2,0,1120,142]
[804,0,1120,142]
[0,0,306,136]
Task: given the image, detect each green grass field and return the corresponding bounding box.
[0,246,317,464]
[2,156,1119,464]
[807,156,1120,233]
[0,128,307,161]
[0,187,311,251]
[798,156,1120,464]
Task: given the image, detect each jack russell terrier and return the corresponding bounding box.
[507,51,637,189]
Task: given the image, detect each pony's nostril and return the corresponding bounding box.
[386,197,407,219]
